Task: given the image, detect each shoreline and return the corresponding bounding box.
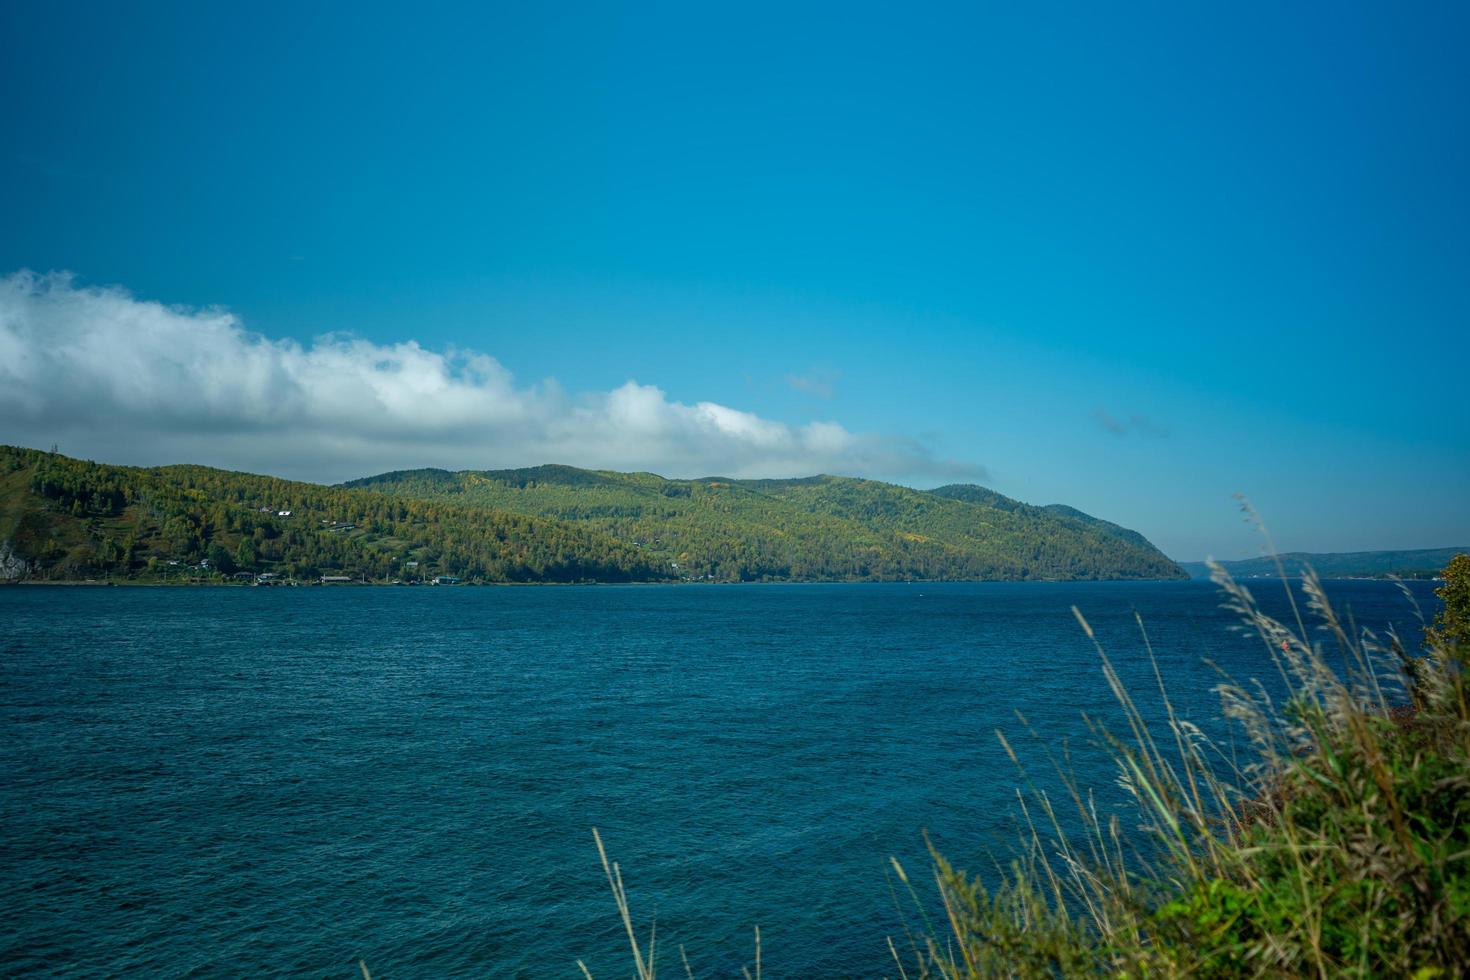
[0,575,1376,589]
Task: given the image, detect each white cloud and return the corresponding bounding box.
[0,271,985,484]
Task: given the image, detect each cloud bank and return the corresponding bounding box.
[0,271,983,485]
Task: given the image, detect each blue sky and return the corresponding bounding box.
[2,1,1467,560]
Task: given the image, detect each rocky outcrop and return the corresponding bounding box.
[0,540,30,581]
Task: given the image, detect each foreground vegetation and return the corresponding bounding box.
[0,446,1183,584]
[584,553,1470,977]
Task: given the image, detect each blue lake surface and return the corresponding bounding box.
[0,579,1442,977]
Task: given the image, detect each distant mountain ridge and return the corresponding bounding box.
[0,446,663,583]
[0,445,1185,583]
[1179,548,1467,580]
[343,464,1186,581]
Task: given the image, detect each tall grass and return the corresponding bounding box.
[896,559,1469,978]
[581,552,1470,977]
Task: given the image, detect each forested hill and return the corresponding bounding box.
[927,486,1154,550]
[0,446,664,583]
[0,446,1183,583]
[343,465,1187,581]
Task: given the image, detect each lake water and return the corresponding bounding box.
[0,579,1441,977]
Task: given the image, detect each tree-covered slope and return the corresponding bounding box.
[345,466,1186,581]
[0,446,665,583]
[0,446,1183,583]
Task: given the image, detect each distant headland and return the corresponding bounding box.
[1,445,1185,585]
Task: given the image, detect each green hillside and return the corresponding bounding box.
[343,465,1186,581]
[0,446,1185,584]
[0,446,665,583]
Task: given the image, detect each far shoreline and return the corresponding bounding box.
[2,576,1356,590]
